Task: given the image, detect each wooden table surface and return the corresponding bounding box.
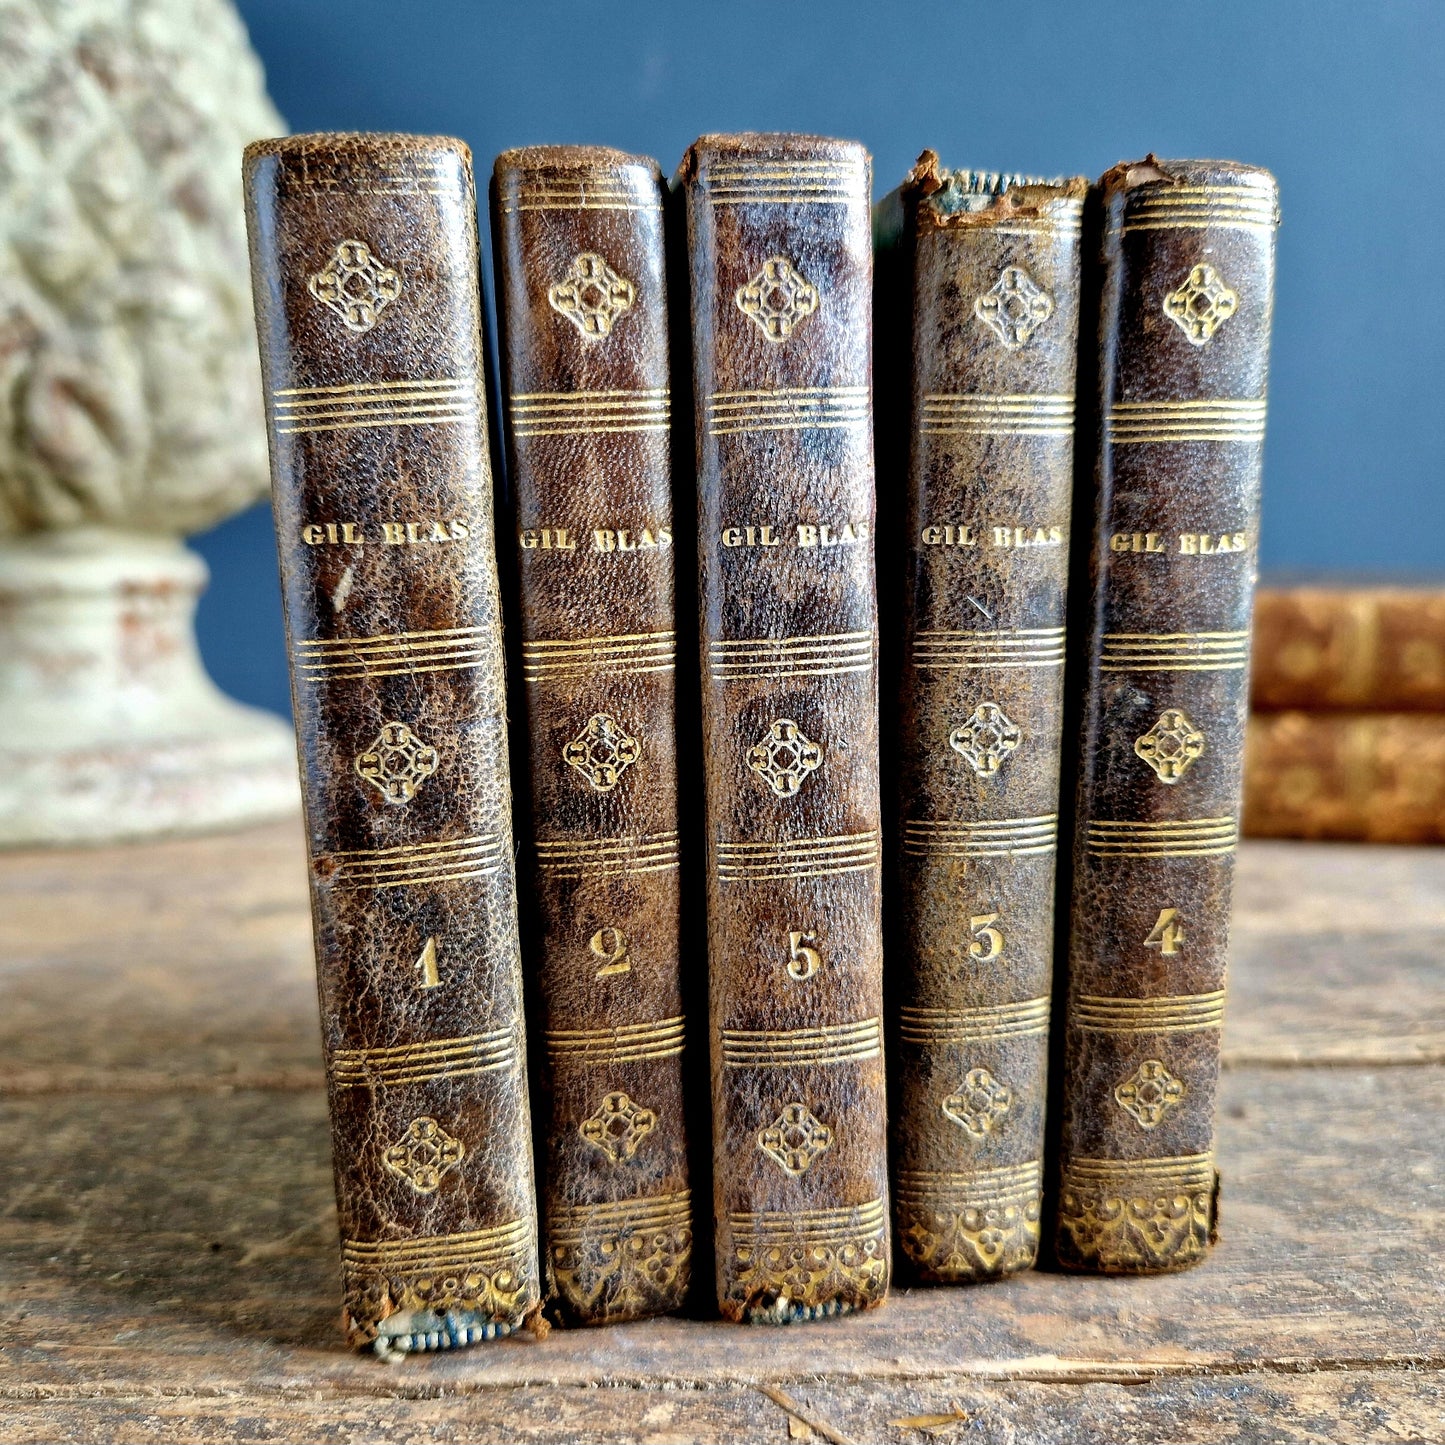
[1,825,1442,1443]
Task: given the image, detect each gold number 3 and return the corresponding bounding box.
[969,912,1005,961]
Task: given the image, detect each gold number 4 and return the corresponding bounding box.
[787,930,821,980]
[590,927,631,977]
[969,912,1004,961]
[1144,908,1185,955]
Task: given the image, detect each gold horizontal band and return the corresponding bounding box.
[895,1160,1042,1209]
[330,1029,520,1086]
[274,378,472,401]
[342,1219,534,1271]
[1063,1153,1215,1191]
[720,1017,881,1068]
[297,625,492,681]
[323,834,507,890]
[716,830,879,882]
[898,996,1050,1045]
[1074,990,1225,1035]
[903,815,1057,859]
[549,1189,691,1242]
[1085,816,1237,858]
[1100,629,1250,672]
[522,630,675,681]
[728,1197,886,1238]
[545,1016,685,1064]
[535,831,680,878]
[913,626,1066,670]
[709,629,873,681]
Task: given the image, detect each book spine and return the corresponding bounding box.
[244,134,539,1353]
[1245,711,1445,844]
[682,134,890,1323]
[1055,158,1279,1273]
[884,162,1086,1282]
[1251,588,1445,712]
[490,148,691,1325]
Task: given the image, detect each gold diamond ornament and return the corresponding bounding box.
[382,1116,465,1194]
[1134,707,1206,783]
[1163,263,1239,345]
[949,702,1023,776]
[758,1102,833,1175]
[942,1067,1013,1139]
[354,721,440,804]
[735,256,819,342]
[974,265,1054,348]
[549,253,636,340]
[562,713,641,791]
[307,239,401,333]
[580,1091,657,1163]
[747,718,823,798]
[1115,1059,1187,1129]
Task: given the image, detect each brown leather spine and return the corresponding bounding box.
[1244,710,1445,843]
[680,133,890,1323]
[490,147,691,1325]
[244,134,539,1352]
[1054,158,1279,1272]
[1251,587,1445,712]
[878,156,1085,1283]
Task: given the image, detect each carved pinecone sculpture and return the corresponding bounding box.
[0,0,283,534]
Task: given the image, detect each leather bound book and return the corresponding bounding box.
[1251,587,1445,712]
[1245,710,1445,843]
[1054,158,1279,1273]
[490,147,691,1326]
[875,154,1086,1283]
[244,134,540,1354]
[679,133,890,1323]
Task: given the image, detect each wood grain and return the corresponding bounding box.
[1,824,1442,1442]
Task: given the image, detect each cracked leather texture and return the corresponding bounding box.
[1055,158,1278,1273]
[878,157,1086,1284]
[491,146,691,1326]
[681,134,890,1323]
[245,134,539,1347]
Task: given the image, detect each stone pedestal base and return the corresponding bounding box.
[0,528,299,847]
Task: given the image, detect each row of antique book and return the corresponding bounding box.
[242,132,1279,1356]
[1245,587,1445,843]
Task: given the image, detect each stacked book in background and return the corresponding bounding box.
[243,131,1279,1354]
[1246,588,1445,842]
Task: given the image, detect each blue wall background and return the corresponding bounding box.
[206,0,1445,717]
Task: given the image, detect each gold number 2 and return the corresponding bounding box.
[787,930,822,980]
[590,927,631,977]
[1144,908,1185,956]
[969,912,1005,961]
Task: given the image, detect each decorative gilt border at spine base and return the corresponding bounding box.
[1054,1155,1219,1274]
[722,1203,889,1325]
[545,1191,693,1325]
[895,1164,1043,1282]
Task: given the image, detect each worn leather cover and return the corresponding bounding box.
[1244,710,1445,843]
[244,134,540,1352]
[490,147,691,1325]
[1251,587,1445,712]
[1055,158,1279,1272]
[680,133,890,1322]
[876,155,1085,1283]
